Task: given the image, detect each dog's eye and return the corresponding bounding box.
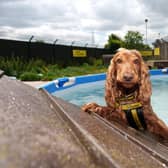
[116,58,122,64]
[133,59,139,65]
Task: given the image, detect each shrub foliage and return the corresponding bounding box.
[0,56,106,81]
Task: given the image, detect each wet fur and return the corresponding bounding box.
[82,49,168,140]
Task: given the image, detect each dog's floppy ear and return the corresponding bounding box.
[131,50,152,103]
[105,54,118,108]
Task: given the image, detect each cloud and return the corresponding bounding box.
[0,0,168,45]
[140,0,168,17]
[93,0,143,26]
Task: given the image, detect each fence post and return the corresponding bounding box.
[27,35,34,61]
[53,39,58,64]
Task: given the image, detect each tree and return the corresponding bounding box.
[104,31,151,52]
[104,34,123,53]
[123,31,151,50]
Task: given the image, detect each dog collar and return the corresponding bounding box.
[116,93,135,102]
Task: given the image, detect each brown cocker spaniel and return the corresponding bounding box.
[82,48,168,140]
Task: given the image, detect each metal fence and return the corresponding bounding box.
[0,39,111,65]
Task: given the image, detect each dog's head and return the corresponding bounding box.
[112,48,141,88]
[105,49,152,107]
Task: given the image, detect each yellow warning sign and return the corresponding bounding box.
[72,50,87,57]
[140,50,153,56]
[154,48,160,56]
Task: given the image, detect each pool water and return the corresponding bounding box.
[54,75,168,125]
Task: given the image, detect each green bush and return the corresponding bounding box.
[0,56,47,78]
[0,56,24,77]
[93,59,103,66]
[20,72,42,81]
[0,56,107,81]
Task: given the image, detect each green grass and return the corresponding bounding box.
[38,63,107,81]
[0,57,107,81]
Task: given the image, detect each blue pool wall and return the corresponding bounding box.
[41,69,168,94]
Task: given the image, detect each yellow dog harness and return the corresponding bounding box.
[116,94,147,130]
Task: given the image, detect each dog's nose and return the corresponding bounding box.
[123,73,134,82]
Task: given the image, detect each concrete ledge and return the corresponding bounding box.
[52,96,168,168]
[0,75,168,167]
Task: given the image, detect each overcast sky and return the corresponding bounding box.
[0,0,167,46]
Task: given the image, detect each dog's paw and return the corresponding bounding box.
[81,103,99,114]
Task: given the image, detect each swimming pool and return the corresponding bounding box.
[53,75,168,125]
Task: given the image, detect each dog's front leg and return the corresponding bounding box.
[81,103,127,124]
[82,103,114,119]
